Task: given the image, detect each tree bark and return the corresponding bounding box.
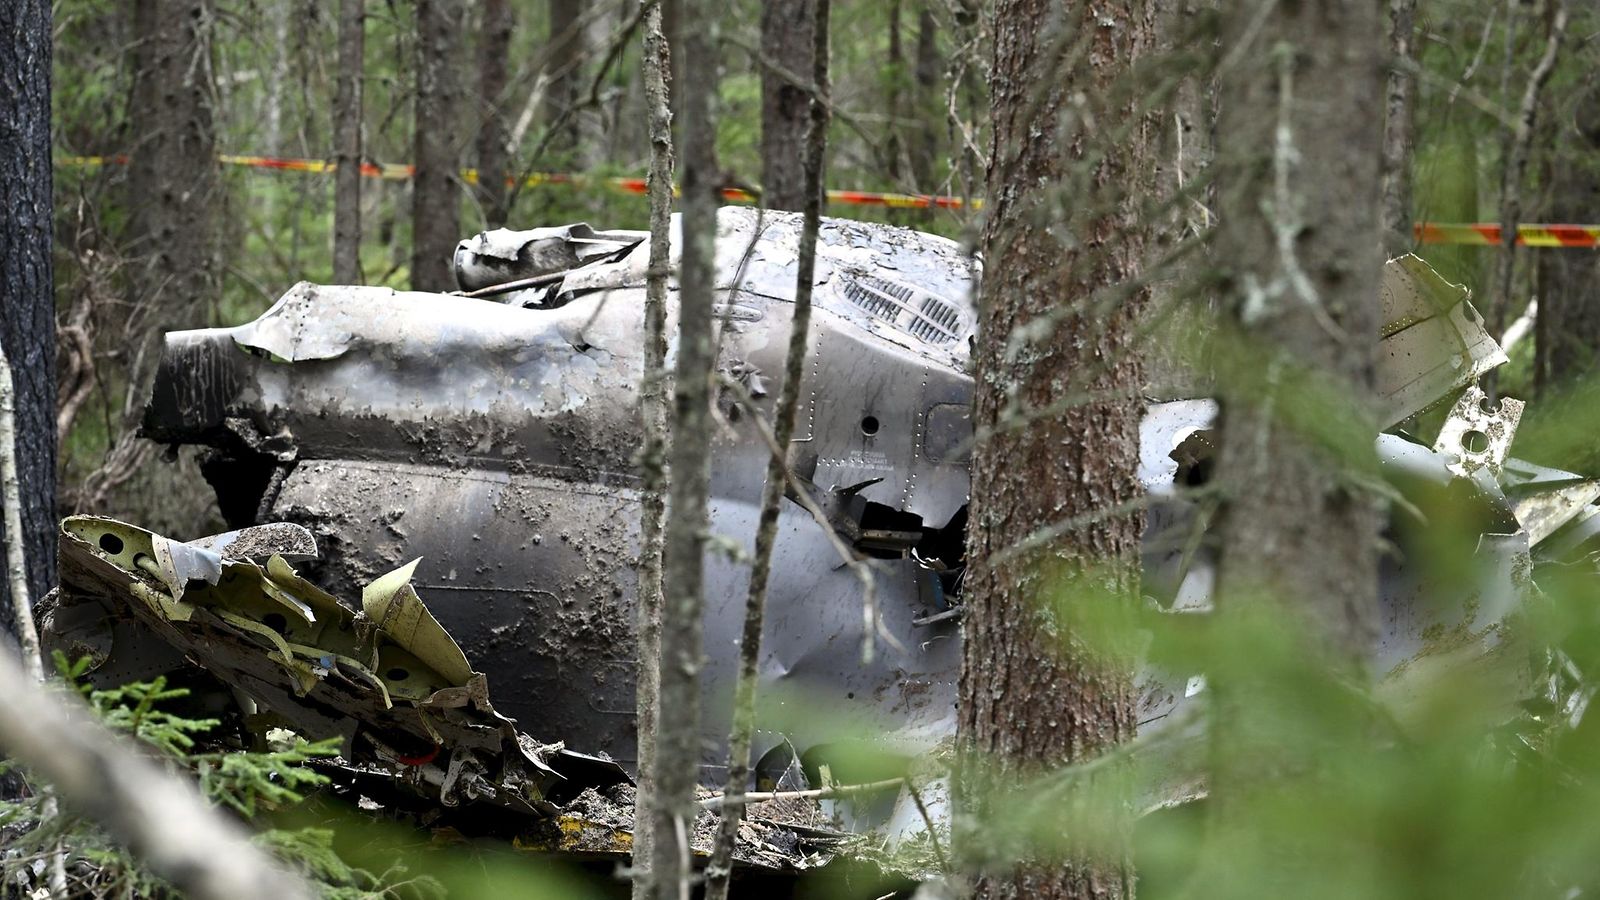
[957,2,1154,898]
[547,0,586,161]
[703,3,829,899]
[0,0,55,643]
[1534,72,1600,393]
[411,0,465,292]
[1381,0,1418,257]
[910,2,940,190]
[1210,0,1387,743]
[128,0,218,338]
[630,3,673,896]
[759,0,816,211]
[332,0,364,283]
[476,0,514,229]
[650,1,719,897]
[1489,0,1567,347]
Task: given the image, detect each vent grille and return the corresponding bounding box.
[837,274,965,345]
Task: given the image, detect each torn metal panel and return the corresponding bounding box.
[138,210,972,787]
[453,224,646,293]
[1432,384,1525,477]
[49,516,840,874]
[1378,255,1507,427]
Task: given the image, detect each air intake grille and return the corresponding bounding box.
[838,274,965,345]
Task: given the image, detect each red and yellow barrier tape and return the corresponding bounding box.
[1413,222,1600,248]
[55,154,1600,239]
[58,153,972,211]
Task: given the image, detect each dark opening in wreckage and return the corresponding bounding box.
[43,208,1600,876]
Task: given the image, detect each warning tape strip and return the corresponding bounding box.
[58,153,973,211]
[1413,222,1600,248]
[55,155,1600,240]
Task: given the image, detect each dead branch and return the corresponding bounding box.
[1490,0,1567,380]
[697,777,904,810]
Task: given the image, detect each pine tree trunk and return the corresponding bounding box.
[475,0,514,229]
[1211,0,1387,695]
[1381,0,1417,256]
[760,0,815,211]
[910,2,940,190]
[958,2,1154,898]
[0,0,56,639]
[1535,74,1600,392]
[547,0,586,161]
[411,0,464,292]
[332,0,364,284]
[129,0,218,332]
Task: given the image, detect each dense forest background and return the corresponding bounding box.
[8,1,1600,898]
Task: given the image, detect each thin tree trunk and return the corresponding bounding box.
[1489,0,1567,354]
[651,0,719,896]
[702,3,830,898]
[958,2,1154,898]
[0,0,56,646]
[547,0,586,160]
[332,0,364,283]
[476,0,514,228]
[0,348,42,680]
[411,0,465,292]
[910,2,940,190]
[1534,73,1600,394]
[630,2,674,896]
[759,0,815,211]
[1381,0,1417,257]
[885,0,906,185]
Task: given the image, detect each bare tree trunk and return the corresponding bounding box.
[476,0,514,229]
[128,0,218,338]
[1381,0,1417,257]
[759,0,815,211]
[547,0,586,160]
[630,3,674,897]
[650,1,719,897]
[411,0,465,292]
[1489,0,1567,350]
[703,3,830,899]
[1535,73,1600,394]
[0,0,55,645]
[957,2,1154,898]
[332,0,364,283]
[910,2,940,190]
[885,0,906,185]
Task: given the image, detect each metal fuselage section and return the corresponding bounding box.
[146,210,975,782]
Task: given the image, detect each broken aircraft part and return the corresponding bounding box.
[54,209,1600,860]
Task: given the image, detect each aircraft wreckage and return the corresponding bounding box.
[41,208,1600,882]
